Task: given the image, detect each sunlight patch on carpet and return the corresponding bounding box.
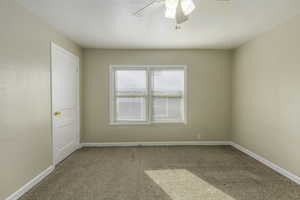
[145,169,234,200]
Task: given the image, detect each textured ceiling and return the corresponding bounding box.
[17,0,300,49]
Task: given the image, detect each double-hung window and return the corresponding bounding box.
[110,65,186,124]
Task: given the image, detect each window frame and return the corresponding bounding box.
[109,65,187,125]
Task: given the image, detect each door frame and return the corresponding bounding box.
[50,42,80,166]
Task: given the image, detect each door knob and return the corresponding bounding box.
[54,111,61,116]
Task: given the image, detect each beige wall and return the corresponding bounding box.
[82,49,232,142]
[0,0,82,199]
[3,0,299,198]
[232,15,300,177]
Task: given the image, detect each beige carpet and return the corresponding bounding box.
[20,146,300,200]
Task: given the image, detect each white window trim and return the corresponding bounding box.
[109,65,187,125]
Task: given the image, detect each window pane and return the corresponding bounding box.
[111,66,186,124]
[152,97,183,121]
[116,70,146,95]
[116,97,146,121]
[152,70,184,95]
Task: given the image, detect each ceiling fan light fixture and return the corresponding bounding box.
[181,0,195,16]
[165,0,178,19]
[165,0,195,19]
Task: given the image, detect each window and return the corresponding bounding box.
[110,65,186,124]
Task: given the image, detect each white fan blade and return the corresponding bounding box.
[133,0,162,16]
[176,0,188,24]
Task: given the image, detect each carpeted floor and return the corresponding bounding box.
[20,146,300,200]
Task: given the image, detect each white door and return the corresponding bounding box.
[51,43,79,165]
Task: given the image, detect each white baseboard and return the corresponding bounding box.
[81,141,231,147]
[231,142,300,185]
[5,165,54,200]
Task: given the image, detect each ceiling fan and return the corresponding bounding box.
[133,0,196,29]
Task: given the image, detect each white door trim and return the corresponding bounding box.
[50,42,80,165]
